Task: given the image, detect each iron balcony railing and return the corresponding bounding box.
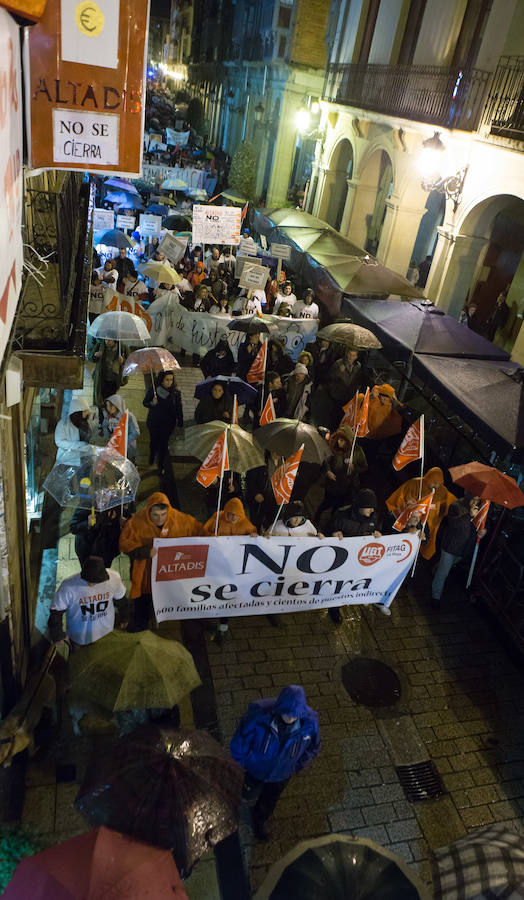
[323,62,491,131]
[481,55,524,140]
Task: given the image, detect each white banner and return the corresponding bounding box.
[142,164,205,189]
[148,297,317,360]
[152,534,418,621]
[0,10,23,370]
[192,204,242,246]
[166,127,189,147]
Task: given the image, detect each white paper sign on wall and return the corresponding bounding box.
[53,109,119,166]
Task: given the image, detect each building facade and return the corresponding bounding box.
[308,0,524,356]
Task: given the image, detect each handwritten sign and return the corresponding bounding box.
[192,204,242,246]
[270,243,291,260]
[159,233,187,265]
[235,256,262,279]
[239,265,270,291]
[139,214,162,236]
[238,236,258,255]
[93,208,115,232]
[116,214,136,231]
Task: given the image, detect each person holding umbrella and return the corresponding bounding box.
[316,425,368,525]
[89,339,128,427]
[70,507,128,568]
[120,492,205,631]
[194,382,233,425]
[230,685,320,841]
[143,371,183,472]
[431,495,486,605]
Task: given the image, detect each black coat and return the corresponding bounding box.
[200,346,235,378]
[143,385,183,432]
[70,507,122,566]
[194,393,233,425]
[330,505,378,537]
[237,339,261,381]
[439,503,477,558]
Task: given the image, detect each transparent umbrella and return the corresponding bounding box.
[87,311,151,343]
[43,446,140,511]
[122,347,180,377]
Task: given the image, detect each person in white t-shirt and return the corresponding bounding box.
[206,246,222,273]
[48,556,128,646]
[292,288,319,319]
[234,289,265,316]
[89,272,106,321]
[273,282,297,314]
[124,276,148,299]
[96,260,118,287]
[269,501,324,538]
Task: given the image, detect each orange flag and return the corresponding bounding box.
[106,412,128,457]
[392,492,433,532]
[196,431,229,488]
[473,499,490,535]
[271,444,304,506]
[260,393,276,426]
[356,387,370,437]
[232,394,238,425]
[247,341,267,384]
[340,393,358,429]
[392,415,424,471]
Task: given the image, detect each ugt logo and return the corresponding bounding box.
[358,543,385,566]
[156,544,209,581]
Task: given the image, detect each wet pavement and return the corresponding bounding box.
[11,362,524,896]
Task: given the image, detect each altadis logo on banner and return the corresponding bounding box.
[152,534,417,621]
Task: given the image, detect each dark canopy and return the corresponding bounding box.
[344,299,510,362]
[412,355,524,456]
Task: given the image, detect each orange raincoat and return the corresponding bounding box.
[386,467,456,559]
[119,492,205,597]
[204,498,258,536]
[362,384,403,440]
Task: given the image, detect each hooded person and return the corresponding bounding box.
[270,501,320,538]
[54,396,94,462]
[266,339,294,377]
[316,425,368,522]
[200,336,236,379]
[284,363,312,420]
[230,685,320,841]
[204,497,257,537]
[119,492,205,630]
[194,382,233,425]
[363,384,403,440]
[188,261,206,288]
[102,393,140,464]
[309,349,362,430]
[386,467,456,560]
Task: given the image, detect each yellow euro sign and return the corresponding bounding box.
[75,1,105,36]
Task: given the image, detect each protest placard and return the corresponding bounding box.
[93,209,115,232]
[192,204,242,245]
[239,265,270,291]
[270,243,291,260]
[159,233,187,265]
[139,214,163,236]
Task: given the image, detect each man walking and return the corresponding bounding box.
[230,685,320,840]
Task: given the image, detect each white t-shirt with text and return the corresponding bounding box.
[51,570,126,645]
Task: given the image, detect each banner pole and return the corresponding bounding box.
[259,338,267,414]
[418,415,425,499]
[269,501,285,535]
[411,489,433,578]
[214,431,228,536]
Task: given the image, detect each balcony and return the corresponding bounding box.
[323,62,490,132]
[14,171,90,388]
[481,55,524,141]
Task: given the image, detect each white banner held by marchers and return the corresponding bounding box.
[192,204,242,246]
[239,265,270,291]
[152,534,418,621]
[148,297,317,361]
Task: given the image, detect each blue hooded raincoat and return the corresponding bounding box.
[230,685,320,783]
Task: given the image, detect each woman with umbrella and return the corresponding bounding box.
[89,339,129,427]
[143,371,184,472]
[431,495,486,604]
[200,336,235,378]
[70,507,129,568]
[194,382,233,425]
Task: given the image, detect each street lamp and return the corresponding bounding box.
[419,131,467,212]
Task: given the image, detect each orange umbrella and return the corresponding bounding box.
[4,826,188,899]
[449,462,524,508]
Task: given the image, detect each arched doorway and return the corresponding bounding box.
[346,149,393,253]
[410,190,446,286]
[319,139,353,230]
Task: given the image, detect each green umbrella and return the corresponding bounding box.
[311,250,424,298]
[178,421,265,472]
[317,322,382,350]
[279,226,364,257]
[220,189,248,204]
[68,631,201,711]
[267,209,333,229]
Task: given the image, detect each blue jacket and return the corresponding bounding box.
[230,686,320,782]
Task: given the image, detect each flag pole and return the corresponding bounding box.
[269,501,285,535]
[418,415,425,499]
[411,488,433,578]
[121,412,128,517]
[214,430,228,536]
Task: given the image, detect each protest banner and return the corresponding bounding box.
[239,265,270,291]
[192,205,242,246]
[147,297,317,361]
[103,287,152,329]
[93,209,115,232]
[159,233,187,265]
[143,163,205,189]
[151,533,418,621]
[166,127,189,147]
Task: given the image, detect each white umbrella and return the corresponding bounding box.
[87,311,150,343]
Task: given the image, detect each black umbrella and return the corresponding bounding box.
[163,215,192,231]
[254,419,330,464]
[255,834,426,899]
[228,317,270,335]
